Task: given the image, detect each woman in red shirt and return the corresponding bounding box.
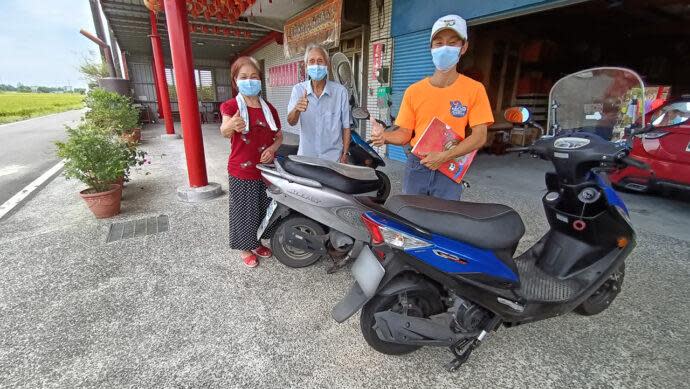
[220,56,283,268]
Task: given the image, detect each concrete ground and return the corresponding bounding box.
[0,109,83,205]
[0,123,688,388]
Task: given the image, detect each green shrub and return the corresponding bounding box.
[56,124,145,193]
[84,88,139,135]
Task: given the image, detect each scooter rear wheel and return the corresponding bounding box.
[271,216,325,268]
[360,290,443,355]
[575,263,625,316]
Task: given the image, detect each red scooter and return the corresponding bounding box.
[610,96,690,194]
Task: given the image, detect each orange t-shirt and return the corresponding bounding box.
[395,74,494,146]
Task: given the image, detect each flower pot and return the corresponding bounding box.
[107,175,125,187]
[79,184,122,219]
[132,127,142,142]
[121,128,141,144]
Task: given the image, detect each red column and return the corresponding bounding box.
[121,50,130,79]
[151,62,164,119]
[163,0,208,187]
[149,10,175,134]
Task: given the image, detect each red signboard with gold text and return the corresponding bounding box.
[372,42,383,80]
[283,0,343,58]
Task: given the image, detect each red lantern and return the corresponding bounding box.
[143,0,163,12]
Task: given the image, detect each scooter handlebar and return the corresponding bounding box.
[620,156,650,170]
[506,146,531,153]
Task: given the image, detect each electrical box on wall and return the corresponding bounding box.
[376,66,390,84]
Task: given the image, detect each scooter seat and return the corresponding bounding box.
[282,157,381,194]
[384,195,525,250]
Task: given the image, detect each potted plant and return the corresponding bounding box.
[121,143,148,185]
[56,123,133,218]
[84,88,141,143]
[78,53,109,90]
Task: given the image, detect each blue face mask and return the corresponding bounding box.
[307,65,328,81]
[237,79,261,96]
[431,46,461,72]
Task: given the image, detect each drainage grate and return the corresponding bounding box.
[106,215,169,243]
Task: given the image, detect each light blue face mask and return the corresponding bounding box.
[307,65,328,81]
[237,79,261,96]
[431,46,461,72]
[670,115,685,125]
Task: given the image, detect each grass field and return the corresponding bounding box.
[0,92,84,124]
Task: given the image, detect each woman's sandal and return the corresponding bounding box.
[252,246,272,259]
[242,253,259,268]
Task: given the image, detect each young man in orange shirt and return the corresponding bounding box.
[371,14,494,200]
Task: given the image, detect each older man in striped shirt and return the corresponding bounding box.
[287,44,351,163]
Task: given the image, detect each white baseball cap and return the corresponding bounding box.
[430,14,468,43]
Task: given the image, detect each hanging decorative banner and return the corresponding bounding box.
[283,0,342,58]
[188,23,251,38]
[268,61,305,87]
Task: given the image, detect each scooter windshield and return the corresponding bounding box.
[547,67,645,141]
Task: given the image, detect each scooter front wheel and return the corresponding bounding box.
[575,262,625,316]
[271,216,325,268]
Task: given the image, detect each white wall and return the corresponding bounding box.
[253,42,300,134]
[366,0,393,154]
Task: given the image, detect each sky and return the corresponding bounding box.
[0,0,108,88]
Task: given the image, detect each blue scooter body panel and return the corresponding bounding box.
[366,212,519,283]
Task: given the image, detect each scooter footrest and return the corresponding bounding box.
[515,256,580,302]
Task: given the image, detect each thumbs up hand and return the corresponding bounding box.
[370,117,386,147]
[229,109,246,133]
[295,90,309,112]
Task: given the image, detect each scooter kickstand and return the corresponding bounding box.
[445,317,502,372]
[445,338,477,372]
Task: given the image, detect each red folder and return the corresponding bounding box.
[411,117,477,184]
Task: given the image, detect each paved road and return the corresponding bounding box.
[0,124,687,387]
[0,110,84,205]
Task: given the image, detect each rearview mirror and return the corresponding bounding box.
[352,107,370,120]
[504,107,530,124]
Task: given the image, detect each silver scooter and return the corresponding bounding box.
[256,155,387,273]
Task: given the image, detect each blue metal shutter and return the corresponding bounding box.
[387,29,435,162]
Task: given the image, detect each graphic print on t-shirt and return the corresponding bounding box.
[450,100,467,118]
